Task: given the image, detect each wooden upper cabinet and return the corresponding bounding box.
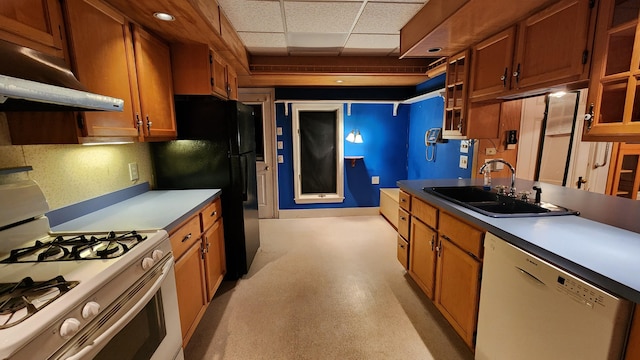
[132,25,176,141]
[583,0,640,141]
[470,27,516,100]
[64,0,139,138]
[211,51,229,99]
[514,0,593,90]
[0,0,66,59]
[171,43,237,100]
[470,0,594,102]
[443,50,470,139]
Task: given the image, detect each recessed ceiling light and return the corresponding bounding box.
[336,80,344,83]
[153,12,175,21]
[427,47,442,53]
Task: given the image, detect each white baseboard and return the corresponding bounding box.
[278,207,380,219]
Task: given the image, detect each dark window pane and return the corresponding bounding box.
[249,104,264,161]
[299,111,337,194]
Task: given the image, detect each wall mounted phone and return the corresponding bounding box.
[425,128,441,161]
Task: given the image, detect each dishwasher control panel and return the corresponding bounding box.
[556,275,607,309]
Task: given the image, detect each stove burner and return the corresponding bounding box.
[1,231,146,263]
[0,276,79,329]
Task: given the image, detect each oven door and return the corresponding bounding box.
[53,256,183,360]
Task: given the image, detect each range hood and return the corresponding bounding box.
[0,39,124,112]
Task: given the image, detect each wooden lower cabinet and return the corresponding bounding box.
[435,237,482,348]
[203,217,226,301]
[398,189,484,350]
[409,218,438,299]
[170,197,225,347]
[174,241,207,346]
[625,306,640,360]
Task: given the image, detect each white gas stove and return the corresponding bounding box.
[0,180,182,360]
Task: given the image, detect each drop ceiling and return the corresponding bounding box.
[216,0,428,57]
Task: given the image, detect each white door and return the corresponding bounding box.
[566,89,611,193]
[240,89,277,218]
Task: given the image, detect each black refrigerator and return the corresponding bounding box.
[150,97,260,279]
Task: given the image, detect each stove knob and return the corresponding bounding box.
[82,301,101,319]
[141,257,155,270]
[152,249,164,261]
[60,318,81,338]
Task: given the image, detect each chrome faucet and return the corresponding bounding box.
[479,159,516,197]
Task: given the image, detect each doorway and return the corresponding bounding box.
[516,89,611,193]
[239,88,278,219]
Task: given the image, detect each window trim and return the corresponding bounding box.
[291,103,344,204]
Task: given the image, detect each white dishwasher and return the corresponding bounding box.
[476,233,632,360]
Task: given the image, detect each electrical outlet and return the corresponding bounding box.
[459,155,468,169]
[460,140,470,153]
[371,176,380,185]
[486,147,497,155]
[276,127,283,136]
[277,155,284,163]
[128,162,139,181]
[277,141,284,150]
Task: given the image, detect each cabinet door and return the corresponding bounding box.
[435,237,482,348]
[211,51,228,99]
[64,0,139,138]
[174,241,207,346]
[227,65,238,100]
[443,50,470,139]
[470,27,516,101]
[0,0,66,58]
[133,25,176,141]
[203,219,226,301]
[625,306,640,360]
[607,143,640,199]
[583,0,640,140]
[408,218,438,299]
[514,0,592,90]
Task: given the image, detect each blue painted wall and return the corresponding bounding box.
[407,97,473,180]
[274,79,473,210]
[276,102,409,209]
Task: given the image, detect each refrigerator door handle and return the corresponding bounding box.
[240,154,248,201]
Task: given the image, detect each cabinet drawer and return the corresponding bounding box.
[397,235,409,270]
[412,197,438,229]
[439,212,484,258]
[170,215,201,260]
[399,190,411,211]
[398,208,411,240]
[201,198,222,231]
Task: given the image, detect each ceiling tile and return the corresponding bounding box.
[344,33,399,49]
[284,2,363,33]
[217,0,284,32]
[239,32,288,47]
[353,3,424,34]
[367,0,426,3]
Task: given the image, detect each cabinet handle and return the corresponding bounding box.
[512,63,521,85]
[181,233,192,243]
[430,234,435,251]
[400,216,406,221]
[500,67,508,87]
[146,115,152,136]
[211,210,217,217]
[436,244,441,257]
[136,113,142,135]
[399,243,405,249]
[205,237,210,252]
[400,198,406,202]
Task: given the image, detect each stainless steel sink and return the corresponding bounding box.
[423,186,579,218]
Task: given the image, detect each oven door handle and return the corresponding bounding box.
[64,257,175,360]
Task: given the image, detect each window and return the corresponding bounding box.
[292,103,344,204]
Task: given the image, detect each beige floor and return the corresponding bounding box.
[184,216,474,360]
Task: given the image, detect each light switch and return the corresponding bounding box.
[276,127,283,136]
[371,176,380,185]
[277,155,284,163]
[277,141,283,150]
[460,140,470,153]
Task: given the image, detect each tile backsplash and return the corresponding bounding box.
[0,138,153,210]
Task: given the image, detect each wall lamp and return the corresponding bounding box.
[346,129,363,143]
